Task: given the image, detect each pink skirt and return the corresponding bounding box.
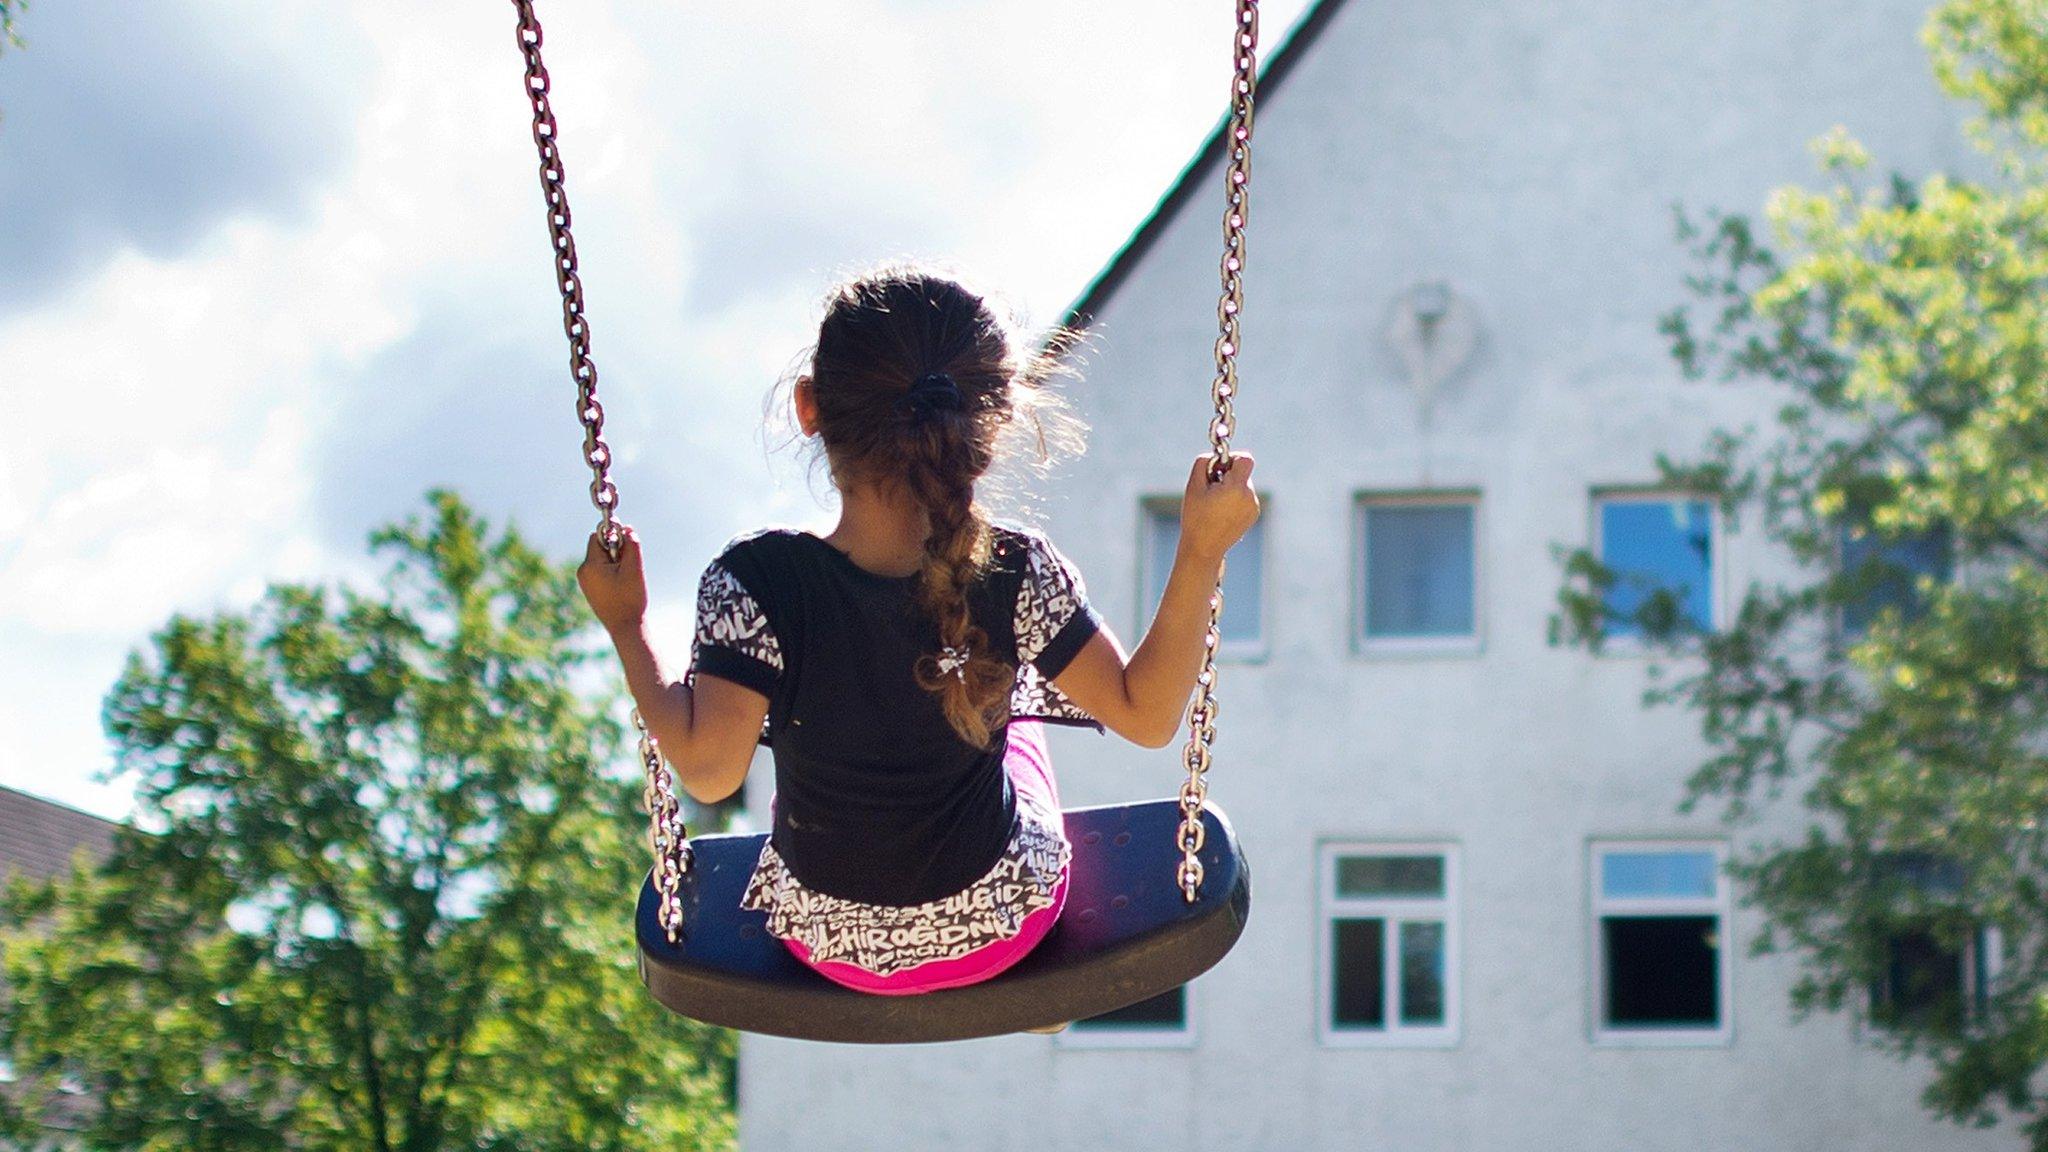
[755,722,1070,996]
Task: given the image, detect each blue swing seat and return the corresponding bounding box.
[635,800,1251,1043]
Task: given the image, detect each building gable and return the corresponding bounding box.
[1062,0,1349,328]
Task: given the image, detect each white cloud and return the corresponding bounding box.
[0,0,360,309]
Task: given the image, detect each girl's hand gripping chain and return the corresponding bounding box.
[1178,453,1261,565]
[579,525,650,633]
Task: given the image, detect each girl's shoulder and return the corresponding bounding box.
[702,527,820,597]
[710,525,812,565]
[710,522,1078,590]
[986,522,1084,586]
[987,522,1053,569]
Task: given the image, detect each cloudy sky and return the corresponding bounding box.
[0,1,1313,817]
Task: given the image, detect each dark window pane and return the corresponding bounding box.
[1364,503,1476,638]
[1399,920,1447,1025]
[1076,985,1186,1030]
[1841,527,1950,636]
[1871,929,1966,1033]
[1147,507,1263,643]
[1337,855,1445,898]
[1877,851,1967,897]
[1600,499,1713,636]
[1332,918,1386,1028]
[1603,915,1719,1029]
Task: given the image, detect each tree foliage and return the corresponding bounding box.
[1556,1,2048,1143]
[0,493,734,1152]
[1,0,23,55]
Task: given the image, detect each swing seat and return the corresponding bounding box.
[635,799,1250,1043]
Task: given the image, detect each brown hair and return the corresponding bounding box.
[800,266,1085,747]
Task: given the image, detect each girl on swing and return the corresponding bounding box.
[578,267,1259,995]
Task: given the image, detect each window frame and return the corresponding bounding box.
[1352,491,1484,658]
[1317,841,1462,1049]
[1137,494,1269,663]
[1055,982,1197,1050]
[1588,838,1734,1047]
[1862,924,2002,1037]
[1589,490,1724,650]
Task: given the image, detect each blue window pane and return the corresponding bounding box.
[1364,504,1476,638]
[1601,850,1719,899]
[1600,499,1713,635]
[1841,527,1949,636]
[1147,507,1263,644]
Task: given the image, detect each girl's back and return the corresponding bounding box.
[695,524,1099,905]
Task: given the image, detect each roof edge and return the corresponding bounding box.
[1060,0,1351,329]
[0,784,124,830]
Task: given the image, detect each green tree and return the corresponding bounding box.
[1,0,24,55]
[0,493,734,1152]
[1556,1,2048,1144]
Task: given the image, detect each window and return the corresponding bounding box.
[1866,851,1997,1034]
[1060,985,1192,1048]
[1840,526,1950,638]
[1591,843,1730,1043]
[1142,499,1265,657]
[1320,845,1458,1045]
[1357,496,1479,651]
[1595,495,1715,637]
[1870,928,1992,1034]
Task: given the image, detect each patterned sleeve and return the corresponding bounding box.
[1008,534,1104,729]
[1014,535,1102,680]
[690,557,783,698]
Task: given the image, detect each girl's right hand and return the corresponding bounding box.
[578,526,650,633]
[1178,452,1260,562]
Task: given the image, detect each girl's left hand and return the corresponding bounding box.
[578,526,649,632]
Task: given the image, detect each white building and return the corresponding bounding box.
[740,1,2008,1148]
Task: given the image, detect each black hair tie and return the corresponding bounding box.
[898,371,965,420]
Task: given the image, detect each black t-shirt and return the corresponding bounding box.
[690,525,1103,905]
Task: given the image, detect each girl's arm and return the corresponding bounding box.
[1051,455,1260,748]
[579,528,767,803]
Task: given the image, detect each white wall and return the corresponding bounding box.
[741,1,2010,1148]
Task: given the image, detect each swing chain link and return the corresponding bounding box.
[512,0,624,562]
[512,0,691,943]
[638,710,692,944]
[1178,0,1259,904]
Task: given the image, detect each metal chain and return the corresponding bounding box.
[639,711,691,941]
[511,0,623,560]
[1178,0,1260,903]
[510,0,690,943]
